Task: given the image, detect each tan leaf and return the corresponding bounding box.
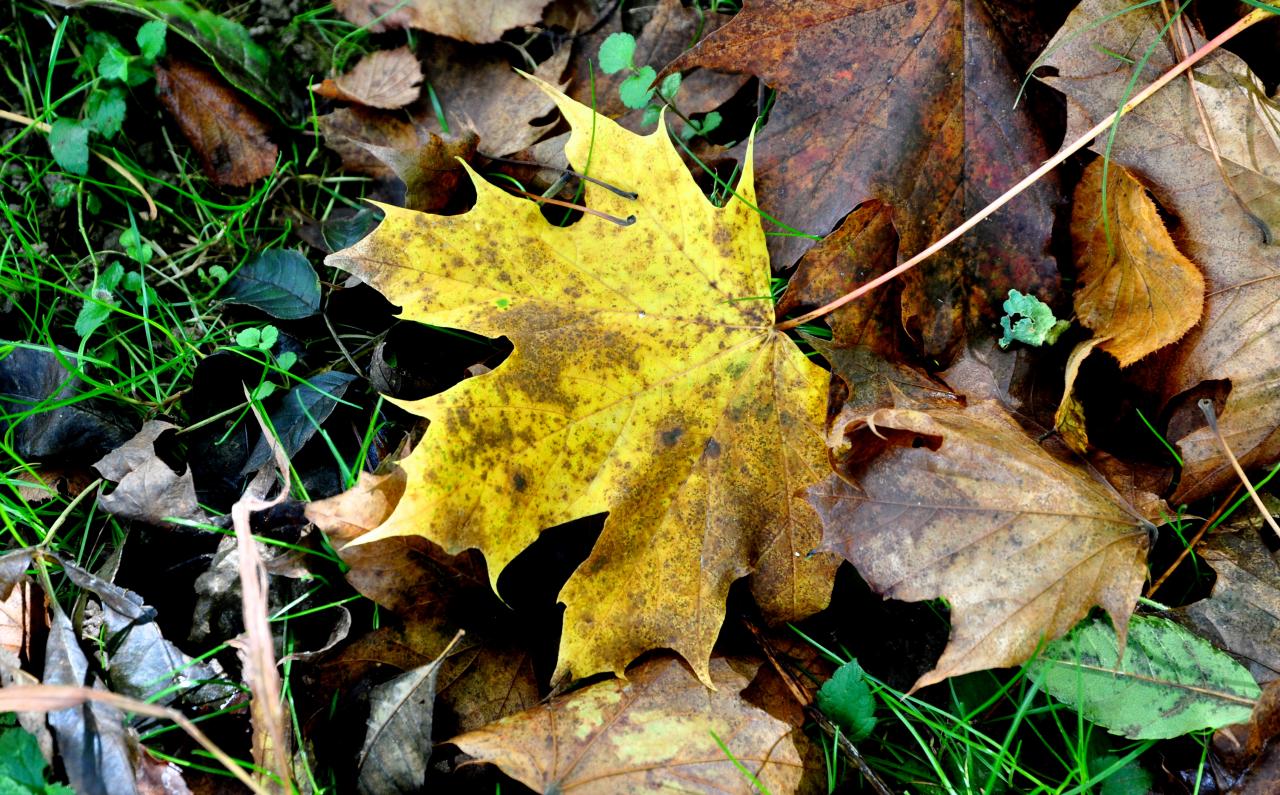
[1054,338,1105,454]
[92,421,209,526]
[332,0,550,43]
[1071,160,1204,367]
[451,657,807,794]
[312,47,423,110]
[809,400,1150,690]
[155,60,276,188]
[1040,0,1280,503]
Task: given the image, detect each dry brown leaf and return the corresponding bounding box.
[1054,338,1105,454]
[1180,524,1280,685]
[332,0,550,43]
[668,0,1064,358]
[809,399,1150,690]
[155,60,277,188]
[1040,0,1280,503]
[311,47,423,110]
[93,421,209,526]
[451,657,807,793]
[0,579,32,660]
[1071,160,1204,367]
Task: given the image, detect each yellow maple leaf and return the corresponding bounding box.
[327,78,833,684]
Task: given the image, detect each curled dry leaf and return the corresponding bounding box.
[324,79,832,685]
[312,47,423,110]
[1039,0,1280,503]
[451,657,808,794]
[93,421,209,526]
[1071,159,1205,367]
[668,0,1063,358]
[1214,679,1280,790]
[809,400,1151,690]
[332,0,550,43]
[155,60,277,188]
[1054,338,1104,455]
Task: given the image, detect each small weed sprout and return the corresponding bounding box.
[597,32,722,140]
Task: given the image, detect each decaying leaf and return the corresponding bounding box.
[809,400,1151,690]
[1071,160,1204,367]
[1180,526,1280,685]
[311,47,423,110]
[155,59,277,188]
[1039,0,1280,503]
[451,657,807,794]
[669,0,1063,358]
[1054,338,1104,454]
[356,632,459,795]
[332,0,550,43]
[324,79,831,684]
[93,421,209,526]
[318,39,569,179]
[1214,679,1280,792]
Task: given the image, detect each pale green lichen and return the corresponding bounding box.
[999,289,1070,349]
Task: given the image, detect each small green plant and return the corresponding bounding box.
[597,32,721,139]
[998,289,1070,349]
[816,658,877,741]
[50,21,166,176]
[0,722,74,794]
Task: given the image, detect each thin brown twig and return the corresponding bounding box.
[0,108,158,220]
[0,685,271,795]
[744,621,893,795]
[506,186,636,226]
[1159,1,1272,242]
[1145,481,1241,597]
[1198,399,1280,539]
[775,6,1275,331]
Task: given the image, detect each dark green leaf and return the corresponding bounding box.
[816,659,876,741]
[85,86,127,139]
[224,249,320,319]
[242,370,356,473]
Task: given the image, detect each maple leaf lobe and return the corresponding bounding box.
[325,77,833,685]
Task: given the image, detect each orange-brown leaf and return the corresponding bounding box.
[311,47,423,109]
[810,400,1150,690]
[1071,160,1204,367]
[1040,0,1280,503]
[155,60,276,188]
[451,657,807,793]
[332,0,549,42]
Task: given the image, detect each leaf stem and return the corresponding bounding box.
[775,5,1274,331]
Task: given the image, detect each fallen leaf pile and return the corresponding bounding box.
[9,0,1280,791]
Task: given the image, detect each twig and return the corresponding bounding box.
[744,620,893,795]
[1198,398,1280,541]
[1145,481,1241,597]
[505,186,636,226]
[0,685,271,795]
[775,5,1275,331]
[0,108,158,220]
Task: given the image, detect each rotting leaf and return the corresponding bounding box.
[331,0,550,43]
[223,249,321,320]
[43,609,136,795]
[323,79,832,685]
[93,421,209,526]
[311,46,422,110]
[1039,0,1280,504]
[1071,160,1205,367]
[155,59,277,188]
[356,632,459,794]
[450,657,808,794]
[0,344,134,463]
[1179,525,1280,685]
[809,400,1151,690]
[241,371,356,474]
[668,0,1064,359]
